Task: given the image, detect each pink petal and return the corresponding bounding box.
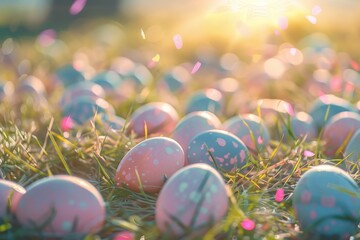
[113,231,135,240]
[303,150,315,157]
[173,34,183,49]
[241,219,255,231]
[61,116,74,131]
[306,15,317,24]
[70,0,87,15]
[191,61,202,74]
[275,188,285,202]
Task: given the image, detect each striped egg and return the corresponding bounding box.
[0,180,25,218]
[156,163,229,237]
[126,102,179,138]
[15,175,106,237]
[223,114,270,153]
[115,137,184,193]
[187,130,249,172]
[293,165,360,239]
[322,111,360,157]
[172,111,221,160]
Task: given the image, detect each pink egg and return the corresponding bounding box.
[127,102,179,138]
[115,137,184,193]
[15,175,106,236]
[0,180,26,218]
[172,111,221,159]
[156,163,229,237]
[322,112,360,157]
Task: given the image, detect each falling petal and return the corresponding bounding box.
[241,219,255,231]
[37,29,56,47]
[275,188,285,202]
[70,0,87,15]
[152,54,160,63]
[351,60,360,71]
[61,116,74,131]
[312,5,322,16]
[303,150,315,157]
[306,15,317,24]
[191,61,202,74]
[141,28,146,40]
[173,34,183,49]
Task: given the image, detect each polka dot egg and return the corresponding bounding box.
[156,163,229,237]
[0,180,26,218]
[187,130,249,172]
[15,175,106,237]
[293,165,360,239]
[115,137,184,193]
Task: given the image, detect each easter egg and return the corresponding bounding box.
[0,180,25,218]
[54,64,85,88]
[90,71,123,92]
[159,66,191,92]
[60,81,105,107]
[156,163,229,237]
[185,88,224,116]
[172,111,221,157]
[0,81,14,100]
[281,112,317,141]
[101,114,126,131]
[115,137,184,193]
[127,102,179,138]
[187,130,249,172]
[309,94,357,131]
[322,111,360,157]
[344,129,360,163]
[293,165,360,239]
[223,114,270,153]
[18,75,46,97]
[16,175,106,236]
[252,99,294,127]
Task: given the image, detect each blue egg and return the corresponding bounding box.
[185,89,224,115]
[309,95,356,131]
[187,130,249,172]
[60,82,105,107]
[280,112,317,142]
[90,71,123,92]
[344,129,360,164]
[160,66,190,92]
[0,81,14,100]
[100,114,126,131]
[54,65,85,88]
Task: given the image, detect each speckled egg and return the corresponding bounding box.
[185,88,224,116]
[187,130,249,172]
[15,175,105,236]
[126,102,179,138]
[309,94,357,131]
[322,111,360,157]
[156,163,229,237]
[172,111,221,158]
[293,165,360,239]
[344,129,360,163]
[281,112,317,142]
[54,64,85,88]
[223,114,270,153]
[115,137,184,193]
[0,180,25,218]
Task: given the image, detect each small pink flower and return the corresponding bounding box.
[113,231,135,240]
[275,188,285,202]
[241,219,255,231]
[303,150,315,157]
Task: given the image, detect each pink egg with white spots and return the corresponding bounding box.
[15,175,106,236]
[156,163,229,237]
[115,137,184,193]
[172,111,221,160]
[223,114,270,153]
[322,111,360,157]
[126,102,179,138]
[187,130,249,172]
[0,180,26,218]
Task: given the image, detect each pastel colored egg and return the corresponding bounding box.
[100,114,126,131]
[344,129,360,163]
[156,163,229,237]
[90,71,123,92]
[60,81,105,107]
[322,111,360,157]
[187,130,249,172]
[15,175,106,236]
[185,88,224,116]
[281,112,317,141]
[172,111,222,158]
[127,102,179,138]
[54,64,85,88]
[0,180,26,218]
[17,75,46,97]
[293,165,360,239]
[252,99,294,127]
[62,97,115,125]
[309,94,357,131]
[159,66,191,92]
[115,137,184,193]
[0,81,14,100]
[223,114,270,153]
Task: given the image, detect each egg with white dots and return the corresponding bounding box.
[293,165,360,239]
[223,114,270,153]
[115,137,185,193]
[15,175,106,237]
[172,111,222,160]
[0,179,26,218]
[156,163,229,237]
[187,130,249,172]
